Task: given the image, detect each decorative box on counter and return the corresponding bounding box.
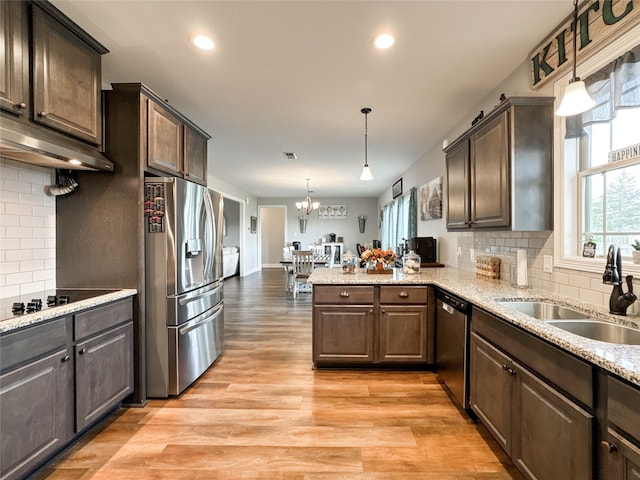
[476,256,500,280]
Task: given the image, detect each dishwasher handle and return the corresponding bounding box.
[442,302,455,315]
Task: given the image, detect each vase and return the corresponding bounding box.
[633,250,640,264]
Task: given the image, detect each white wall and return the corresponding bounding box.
[259,196,379,256]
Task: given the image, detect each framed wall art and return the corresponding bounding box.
[318,205,347,219]
[419,176,443,221]
[392,178,403,199]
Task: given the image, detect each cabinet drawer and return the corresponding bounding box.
[608,375,640,441]
[313,286,374,305]
[75,298,133,341]
[472,307,593,408]
[0,317,70,372]
[379,286,427,304]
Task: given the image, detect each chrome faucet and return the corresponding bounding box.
[603,244,637,316]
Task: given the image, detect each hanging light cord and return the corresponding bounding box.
[364,110,369,167]
[571,0,579,81]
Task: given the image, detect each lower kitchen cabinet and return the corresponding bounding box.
[76,322,134,430]
[603,375,640,480]
[470,309,593,480]
[0,346,74,480]
[0,296,134,480]
[312,285,432,367]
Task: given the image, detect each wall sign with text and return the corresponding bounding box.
[530,0,640,89]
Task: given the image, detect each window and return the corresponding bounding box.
[381,188,416,252]
[555,35,640,274]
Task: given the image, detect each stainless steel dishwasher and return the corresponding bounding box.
[435,289,470,409]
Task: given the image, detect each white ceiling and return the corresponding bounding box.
[52,0,570,198]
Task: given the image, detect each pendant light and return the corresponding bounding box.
[360,107,373,181]
[555,0,596,117]
[296,178,320,216]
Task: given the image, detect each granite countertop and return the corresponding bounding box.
[0,289,137,334]
[308,268,640,387]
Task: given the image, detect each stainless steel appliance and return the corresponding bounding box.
[144,177,224,397]
[435,289,470,409]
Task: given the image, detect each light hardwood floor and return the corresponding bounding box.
[36,269,523,480]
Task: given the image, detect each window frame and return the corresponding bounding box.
[553,28,640,276]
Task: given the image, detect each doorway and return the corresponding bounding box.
[259,206,286,268]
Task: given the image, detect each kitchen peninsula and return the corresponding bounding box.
[309,267,640,480]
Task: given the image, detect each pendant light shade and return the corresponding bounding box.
[555,79,596,116]
[360,107,373,181]
[555,0,596,117]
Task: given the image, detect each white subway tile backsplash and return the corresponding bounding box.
[0,162,55,298]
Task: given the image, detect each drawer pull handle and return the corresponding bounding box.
[38,111,48,118]
[61,355,71,363]
[501,364,509,370]
[600,441,617,453]
[399,292,409,298]
[507,367,516,376]
[17,102,27,109]
[339,292,350,298]
[78,347,88,355]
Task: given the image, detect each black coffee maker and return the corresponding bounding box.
[408,237,437,264]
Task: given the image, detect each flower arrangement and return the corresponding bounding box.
[360,248,396,271]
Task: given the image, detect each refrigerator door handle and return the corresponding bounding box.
[176,281,223,306]
[202,191,216,283]
[178,303,224,335]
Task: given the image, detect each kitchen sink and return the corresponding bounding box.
[496,301,590,320]
[546,320,640,345]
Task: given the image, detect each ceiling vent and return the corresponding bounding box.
[283,152,297,160]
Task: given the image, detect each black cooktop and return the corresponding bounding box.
[2,289,119,320]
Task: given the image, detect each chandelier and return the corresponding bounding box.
[296,178,320,216]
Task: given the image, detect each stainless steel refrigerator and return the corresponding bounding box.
[144,177,224,397]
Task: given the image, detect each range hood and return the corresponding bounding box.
[0,117,114,172]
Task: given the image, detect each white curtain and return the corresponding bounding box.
[381,195,408,251]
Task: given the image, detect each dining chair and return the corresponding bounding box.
[291,250,314,298]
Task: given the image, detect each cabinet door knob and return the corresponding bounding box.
[61,355,71,363]
[78,347,88,355]
[38,111,48,117]
[507,367,516,376]
[501,364,509,370]
[600,441,617,453]
[399,292,409,298]
[16,102,27,109]
[339,292,350,297]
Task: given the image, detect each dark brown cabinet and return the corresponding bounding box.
[312,285,433,367]
[31,4,103,144]
[106,83,210,185]
[147,99,183,175]
[603,376,640,480]
[444,97,554,231]
[0,1,107,145]
[470,309,593,480]
[379,286,429,363]
[0,1,29,116]
[0,318,73,480]
[184,125,208,184]
[313,286,375,364]
[0,297,134,480]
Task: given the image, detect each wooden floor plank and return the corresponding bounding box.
[36,269,522,479]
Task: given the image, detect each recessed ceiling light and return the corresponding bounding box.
[372,33,394,49]
[192,35,215,50]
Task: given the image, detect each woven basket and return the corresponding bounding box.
[476,256,500,280]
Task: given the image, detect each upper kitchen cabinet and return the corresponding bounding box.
[0,1,28,116]
[0,1,107,145]
[444,97,554,231]
[106,83,210,185]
